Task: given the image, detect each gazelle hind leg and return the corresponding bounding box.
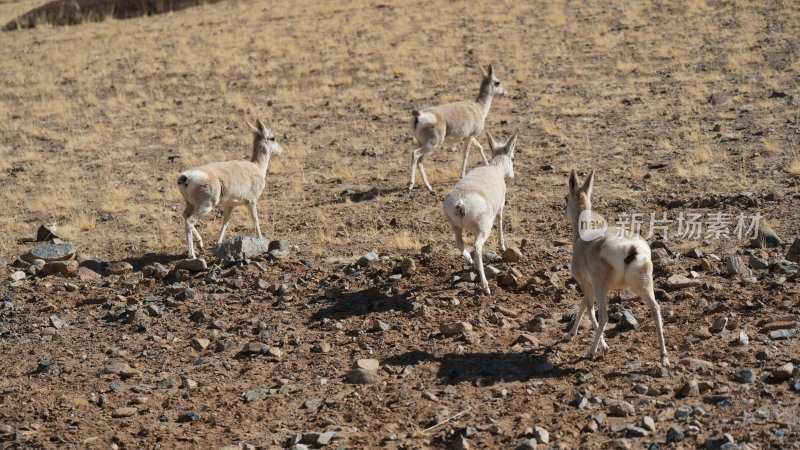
[562,290,589,343]
[473,229,490,295]
[587,283,609,359]
[409,148,421,191]
[453,225,473,264]
[471,137,489,165]
[460,139,472,178]
[633,283,670,369]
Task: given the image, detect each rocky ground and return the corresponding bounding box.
[1,0,800,449]
[2,225,799,449]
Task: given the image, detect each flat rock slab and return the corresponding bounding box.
[665,274,703,289]
[215,237,270,261]
[22,243,75,263]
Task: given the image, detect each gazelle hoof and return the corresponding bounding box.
[408,185,415,192]
[661,356,671,369]
[561,333,574,343]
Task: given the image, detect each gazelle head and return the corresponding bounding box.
[566,169,594,222]
[247,118,284,157]
[480,64,507,97]
[487,131,517,179]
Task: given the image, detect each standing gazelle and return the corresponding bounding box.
[408,64,507,192]
[444,133,517,295]
[563,170,670,369]
[177,119,284,259]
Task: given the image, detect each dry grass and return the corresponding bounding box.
[0,0,797,262]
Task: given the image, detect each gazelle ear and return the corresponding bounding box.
[486,131,497,151]
[507,133,518,157]
[480,64,488,78]
[582,169,595,197]
[569,169,579,191]
[246,120,259,133]
[256,118,268,132]
[487,64,494,78]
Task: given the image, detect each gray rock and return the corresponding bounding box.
[516,438,537,450]
[633,384,649,395]
[370,319,390,332]
[733,368,757,383]
[771,363,794,381]
[353,358,380,371]
[190,338,210,352]
[666,426,684,443]
[704,433,735,450]
[345,368,381,384]
[215,237,271,261]
[215,340,236,353]
[708,92,732,106]
[22,243,75,263]
[357,251,380,267]
[685,248,703,258]
[665,274,702,289]
[609,401,636,417]
[769,329,796,340]
[49,315,65,329]
[311,342,331,354]
[111,407,137,418]
[36,224,60,242]
[401,258,416,277]
[243,388,269,403]
[9,271,26,281]
[502,247,523,262]
[724,256,748,276]
[175,258,207,272]
[440,322,473,336]
[616,311,639,331]
[608,438,632,449]
[676,380,699,398]
[709,317,728,333]
[42,260,79,276]
[624,425,649,438]
[736,331,750,345]
[751,226,781,248]
[105,261,133,276]
[748,255,769,270]
[641,416,656,432]
[176,411,200,423]
[268,239,290,259]
[532,426,549,444]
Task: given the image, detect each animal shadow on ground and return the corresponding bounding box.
[122,252,185,270]
[384,349,573,386]
[311,285,416,321]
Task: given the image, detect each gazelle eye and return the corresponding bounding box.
[269,136,276,141]
[494,81,500,86]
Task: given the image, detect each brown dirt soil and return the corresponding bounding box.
[1,0,799,449]
[2,0,225,31]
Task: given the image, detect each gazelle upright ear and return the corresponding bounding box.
[480,64,488,78]
[569,169,579,192]
[486,131,497,151]
[507,133,518,157]
[256,118,268,132]
[486,64,494,78]
[582,169,595,198]
[246,120,259,133]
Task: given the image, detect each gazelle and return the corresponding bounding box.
[177,119,284,259]
[443,133,517,295]
[563,170,670,369]
[409,64,507,191]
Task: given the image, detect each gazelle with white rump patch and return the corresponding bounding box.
[177,119,284,259]
[563,170,670,369]
[443,133,517,295]
[409,64,507,191]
